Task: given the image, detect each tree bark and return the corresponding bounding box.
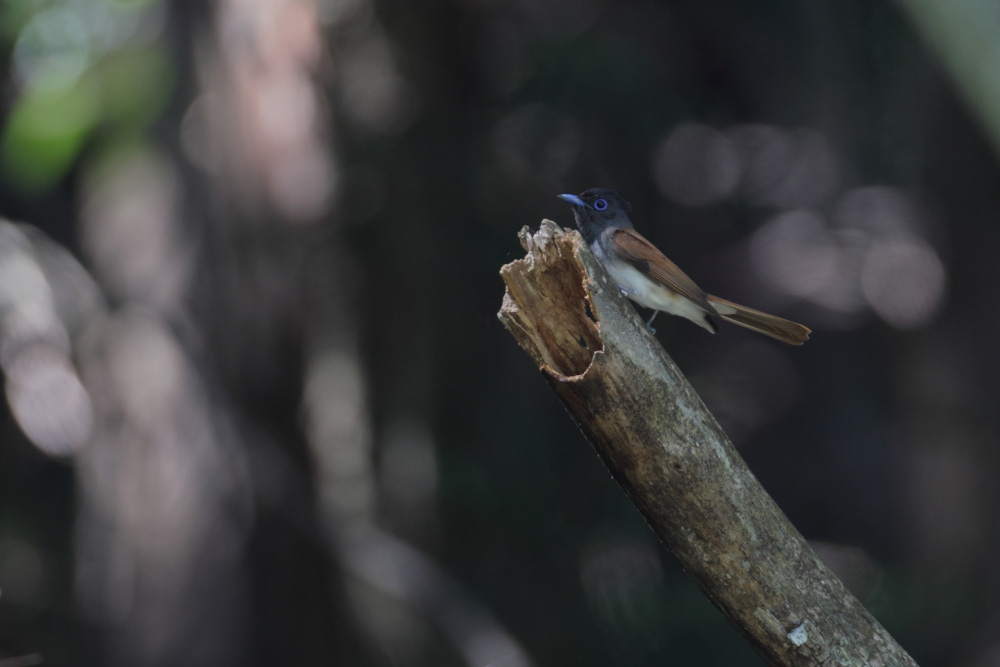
[497,220,917,667]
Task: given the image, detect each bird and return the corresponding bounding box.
[558,188,810,345]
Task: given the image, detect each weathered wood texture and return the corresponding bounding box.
[498,221,916,667]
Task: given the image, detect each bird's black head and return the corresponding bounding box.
[558,188,634,244]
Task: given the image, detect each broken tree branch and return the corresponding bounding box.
[497,220,916,667]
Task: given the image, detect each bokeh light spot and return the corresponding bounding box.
[338,33,416,135]
[652,123,740,207]
[729,125,840,207]
[834,186,925,237]
[5,344,93,456]
[1,78,99,192]
[861,240,946,329]
[750,209,839,298]
[14,6,92,89]
[80,149,184,306]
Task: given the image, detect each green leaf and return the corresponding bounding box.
[1,78,99,193]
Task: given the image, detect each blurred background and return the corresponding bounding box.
[1,0,999,664]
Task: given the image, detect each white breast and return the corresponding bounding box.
[596,244,711,328]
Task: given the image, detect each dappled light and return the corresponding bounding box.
[731,125,840,208]
[750,209,841,301]
[3,0,169,192]
[749,187,946,329]
[653,124,841,210]
[5,344,91,456]
[337,31,417,137]
[861,239,945,329]
[1,0,998,665]
[652,123,741,207]
[654,120,948,332]
[304,348,376,523]
[0,221,97,457]
[207,0,337,223]
[80,150,184,306]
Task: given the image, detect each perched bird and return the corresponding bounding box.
[559,188,810,345]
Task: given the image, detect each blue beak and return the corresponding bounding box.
[558,193,586,207]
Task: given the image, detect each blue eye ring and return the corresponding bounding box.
[593,198,608,211]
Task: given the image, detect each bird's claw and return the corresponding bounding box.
[645,310,659,333]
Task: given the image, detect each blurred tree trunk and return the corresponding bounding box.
[72,0,376,664]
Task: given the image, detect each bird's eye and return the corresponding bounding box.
[593,198,608,211]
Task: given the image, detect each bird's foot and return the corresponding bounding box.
[645,311,659,333]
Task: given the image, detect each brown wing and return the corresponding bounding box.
[609,228,717,314]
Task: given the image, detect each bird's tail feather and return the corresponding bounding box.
[707,295,811,345]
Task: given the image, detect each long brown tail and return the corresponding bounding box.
[706,295,811,345]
